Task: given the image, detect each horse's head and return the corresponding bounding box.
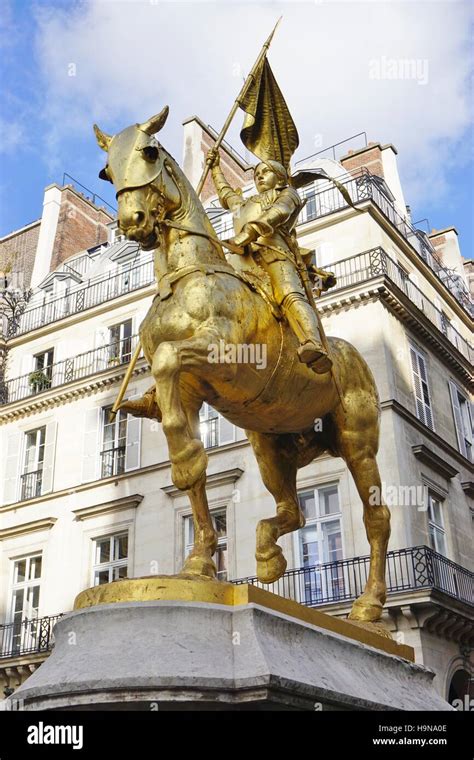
[94,106,173,250]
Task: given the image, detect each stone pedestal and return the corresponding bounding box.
[9,581,451,711]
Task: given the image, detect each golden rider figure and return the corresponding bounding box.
[207,148,332,374]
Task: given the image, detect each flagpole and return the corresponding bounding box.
[111,17,282,420]
[195,16,282,197]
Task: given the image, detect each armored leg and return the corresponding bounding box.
[280,292,332,374]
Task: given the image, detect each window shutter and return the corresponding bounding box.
[410,346,434,430]
[125,414,141,471]
[218,414,235,446]
[41,421,57,494]
[3,431,21,504]
[81,408,100,483]
[449,381,466,457]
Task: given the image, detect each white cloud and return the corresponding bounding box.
[34,0,473,208]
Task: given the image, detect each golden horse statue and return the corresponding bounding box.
[94,107,391,623]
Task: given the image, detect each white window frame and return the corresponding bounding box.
[449,380,473,462]
[183,508,228,581]
[4,554,42,656]
[92,532,129,586]
[108,319,133,366]
[295,483,345,604]
[409,342,435,431]
[427,493,447,557]
[100,405,128,478]
[21,426,46,501]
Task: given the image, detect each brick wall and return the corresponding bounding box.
[0,222,41,290]
[340,142,384,178]
[49,187,113,272]
[200,131,253,203]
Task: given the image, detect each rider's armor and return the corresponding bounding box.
[212,164,332,374]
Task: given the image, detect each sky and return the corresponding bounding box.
[0,0,473,257]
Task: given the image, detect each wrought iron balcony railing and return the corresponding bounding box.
[0,614,63,660]
[234,545,474,608]
[20,469,43,501]
[8,258,154,337]
[100,445,126,479]
[304,172,473,317]
[322,247,473,364]
[0,334,140,405]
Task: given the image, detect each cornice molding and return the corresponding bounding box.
[381,399,473,473]
[0,363,149,423]
[162,467,244,497]
[0,517,57,541]
[412,444,459,480]
[72,494,144,521]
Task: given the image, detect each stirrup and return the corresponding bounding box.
[297,341,332,374]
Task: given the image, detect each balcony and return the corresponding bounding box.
[301,170,473,317]
[0,614,63,660]
[100,445,126,479]
[7,257,154,337]
[234,545,474,609]
[20,469,43,501]
[0,334,141,405]
[320,246,473,365]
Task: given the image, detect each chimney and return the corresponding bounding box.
[31,184,114,287]
[428,227,467,284]
[340,141,407,217]
[182,116,253,204]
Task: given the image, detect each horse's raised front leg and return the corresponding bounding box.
[151,332,216,491]
[246,431,304,584]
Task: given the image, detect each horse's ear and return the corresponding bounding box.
[140,106,169,136]
[93,124,112,152]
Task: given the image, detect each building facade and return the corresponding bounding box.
[0,124,472,707]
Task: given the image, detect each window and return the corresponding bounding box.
[199,404,219,449]
[184,510,228,581]
[30,348,54,393]
[6,554,42,655]
[93,533,128,585]
[21,427,46,500]
[427,494,447,556]
[198,403,235,448]
[449,381,473,462]
[297,484,344,604]
[101,406,127,477]
[409,344,434,430]
[108,319,132,366]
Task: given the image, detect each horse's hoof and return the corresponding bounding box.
[348,592,384,623]
[180,554,216,579]
[256,551,287,584]
[171,442,208,491]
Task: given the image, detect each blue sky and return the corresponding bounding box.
[1,0,473,259]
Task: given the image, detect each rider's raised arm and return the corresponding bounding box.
[207,148,243,213]
[212,168,244,212]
